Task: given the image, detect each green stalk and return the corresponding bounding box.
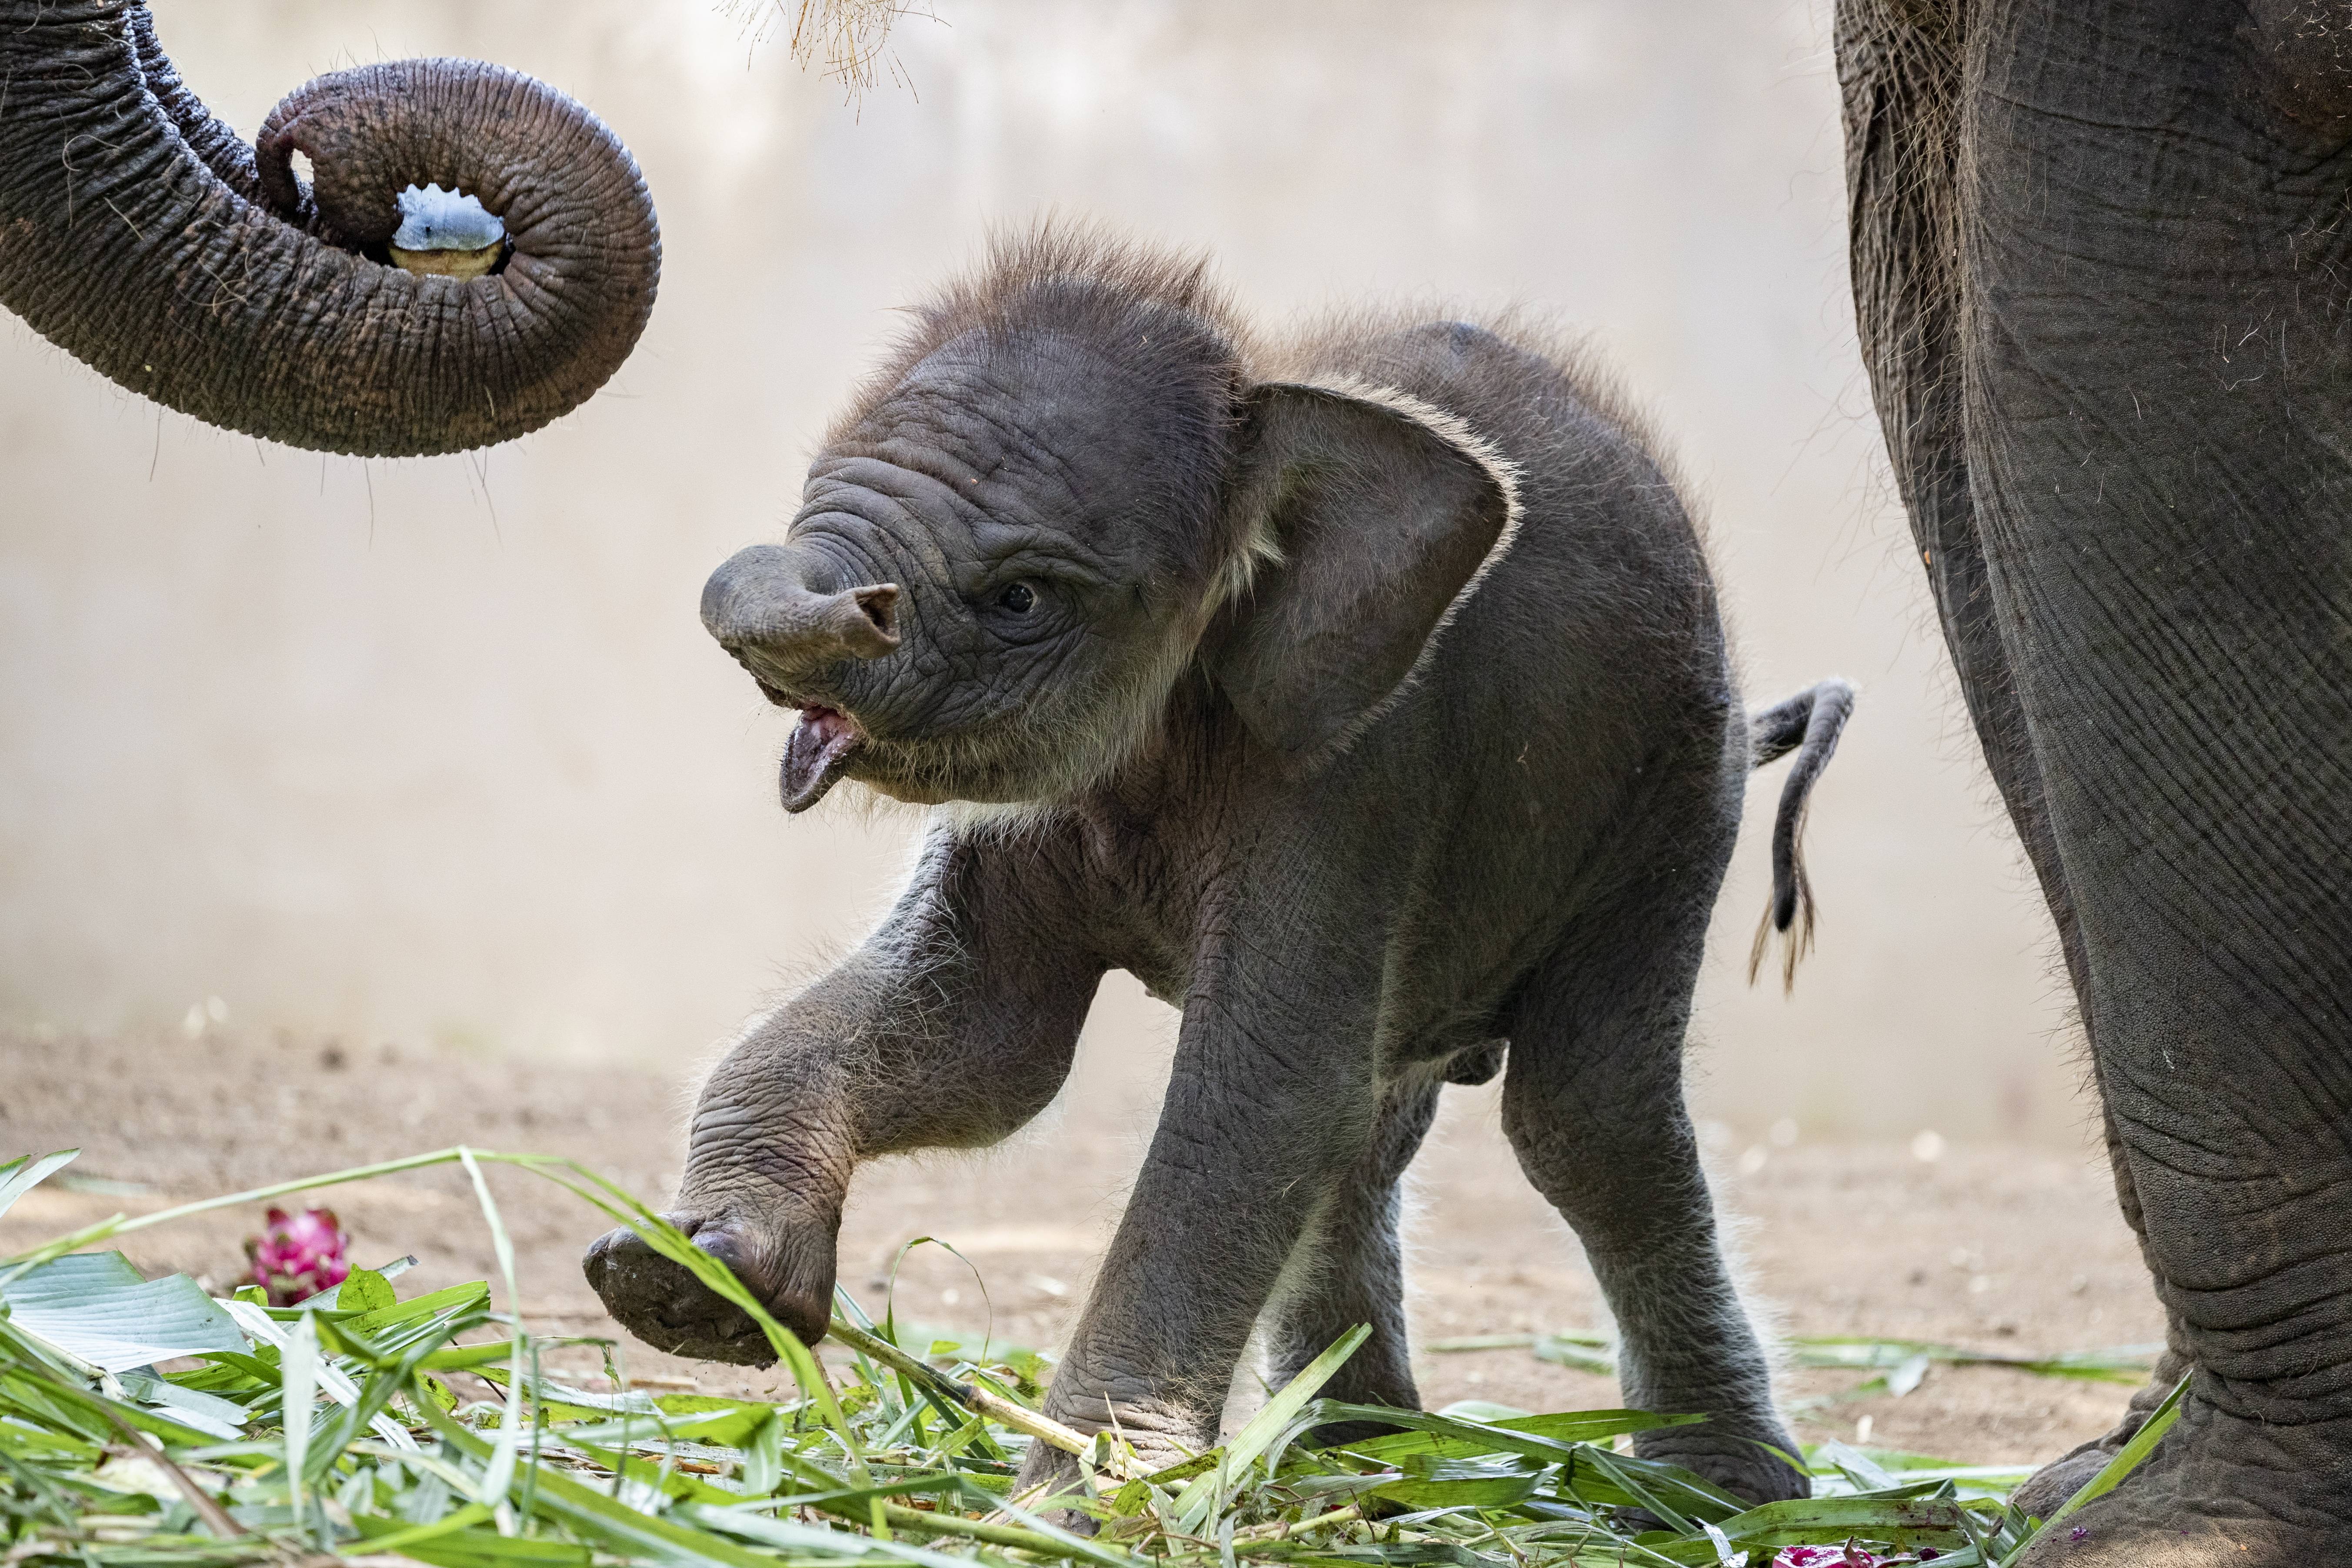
[1,1148,471,1274]
[825,1317,1135,1479]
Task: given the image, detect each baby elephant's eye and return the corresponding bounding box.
[997,581,1036,614]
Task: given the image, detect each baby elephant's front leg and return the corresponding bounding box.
[584,830,1103,1361]
[1018,946,1386,1492]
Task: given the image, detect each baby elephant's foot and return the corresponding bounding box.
[1635,1414,1810,1508]
[1011,1393,1212,1528]
[581,1207,833,1365]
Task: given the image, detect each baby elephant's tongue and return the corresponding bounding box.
[780,707,861,812]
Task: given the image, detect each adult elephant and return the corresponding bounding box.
[0,1,659,456]
[1839,1,2352,1559]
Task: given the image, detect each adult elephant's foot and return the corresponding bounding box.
[2012,1396,2352,1565]
[581,1205,835,1364]
[2009,1441,2115,1522]
[2012,1341,2192,1520]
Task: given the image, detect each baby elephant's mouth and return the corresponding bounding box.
[780,706,864,812]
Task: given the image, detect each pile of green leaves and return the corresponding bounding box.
[0,1148,2182,1568]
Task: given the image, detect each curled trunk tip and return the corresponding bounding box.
[0,5,661,457]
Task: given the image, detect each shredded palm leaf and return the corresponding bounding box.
[0,1147,2168,1568]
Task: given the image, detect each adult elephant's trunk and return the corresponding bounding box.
[0,2,660,457]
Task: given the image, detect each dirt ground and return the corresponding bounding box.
[0,1024,2159,1468]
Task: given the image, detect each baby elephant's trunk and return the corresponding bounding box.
[1745,678,1856,991]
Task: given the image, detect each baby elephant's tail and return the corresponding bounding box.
[1745,677,1856,992]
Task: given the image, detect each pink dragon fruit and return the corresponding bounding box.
[1773,1545,1886,1568]
[244,1205,352,1305]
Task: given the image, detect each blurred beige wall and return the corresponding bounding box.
[0,0,2083,1144]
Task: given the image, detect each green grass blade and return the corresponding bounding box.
[741,1411,786,1497]
[0,1151,80,1221]
[459,1149,526,1515]
[1172,1325,1369,1532]
[4,1148,473,1271]
[345,1499,495,1555]
[1334,1407,1704,1467]
[282,1311,319,1539]
[1791,1337,2156,1388]
[1709,1494,1971,1553]
[678,1501,1017,1568]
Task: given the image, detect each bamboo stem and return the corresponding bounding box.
[1232,1501,1362,1543]
[98,1413,248,1541]
[826,1316,1145,1481]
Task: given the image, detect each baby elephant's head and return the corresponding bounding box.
[701,230,1518,812]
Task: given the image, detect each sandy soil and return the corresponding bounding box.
[0,1024,2159,1467]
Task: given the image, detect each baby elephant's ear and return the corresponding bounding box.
[1212,379,1519,764]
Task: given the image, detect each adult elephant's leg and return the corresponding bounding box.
[1835,0,2198,1510]
[1500,889,1806,1507]
[1956,0,2352,1556]
[1259,1066,1448,1432]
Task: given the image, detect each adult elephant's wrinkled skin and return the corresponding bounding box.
[583,227,1855,1511]
[0,2,658,456]
[1838,1,2352,1558]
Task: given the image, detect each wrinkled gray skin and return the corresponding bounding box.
[0,2,658,457]
[584,231,1850,1509]
[1840,0,2352,1559]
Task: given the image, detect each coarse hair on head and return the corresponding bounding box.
[825,215,1260,451]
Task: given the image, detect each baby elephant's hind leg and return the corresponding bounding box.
[1260,1068,1447,1437]
[1502,905,1806,1506]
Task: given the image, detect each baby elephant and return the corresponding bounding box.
[585,227,1851,1506]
